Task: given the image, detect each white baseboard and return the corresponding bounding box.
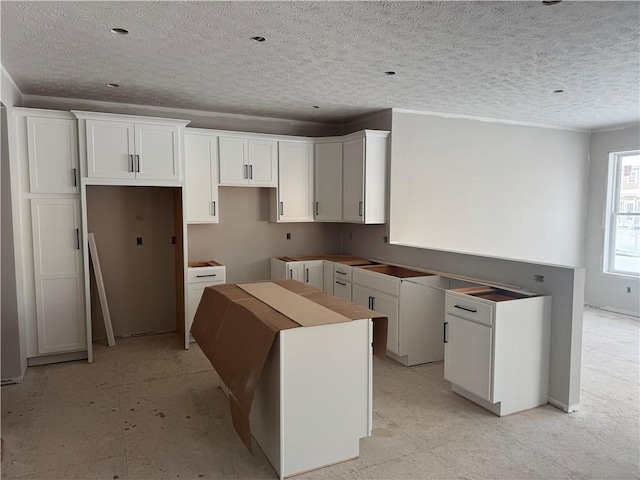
[548,397,580,412]
[584,303,639,318]
[1,376,24,385]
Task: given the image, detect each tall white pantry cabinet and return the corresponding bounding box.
[10,109,86,364]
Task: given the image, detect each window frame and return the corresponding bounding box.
[604,150,640,277]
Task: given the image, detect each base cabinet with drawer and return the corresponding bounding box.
[187,264,226,340]
[352,267,449,365]
[444,286,551,416]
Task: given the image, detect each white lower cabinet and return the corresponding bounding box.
[444,286,551,416]
[353,285,399,354]
[187,265,226,339]
[352,267,449,364]
[30,198,85,355]
[270,258,323,290]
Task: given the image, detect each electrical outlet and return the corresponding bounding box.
[136,237,143,246]
[383,236,388,243]
[534,274,544,282]
[286,233,291,240]
[349,232,353,240]
[627,286,631,293]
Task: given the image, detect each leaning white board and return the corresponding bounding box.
[88,233,115,347]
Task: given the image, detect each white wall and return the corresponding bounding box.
[1,65,25,382]
[389,111,590,267]
[586,126,640,315]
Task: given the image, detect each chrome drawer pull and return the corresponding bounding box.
[335,270,347,275]
[443,322,448,343]
[454,305,477,313]
[335,281,347,286]
[196,274,217,278]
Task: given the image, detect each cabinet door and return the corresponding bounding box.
[219,137,248,185]
[30,198,85,355]
[27,117,79,193]
[134,123,180,181]
[286,262,304,281]
[444,314,493,402]
[277,141,314,222]
[352,285,399,354]
[399,282,445,364]
[185,133,219,223]
[248,139,277,186]
[303,261,323,290]
[314,142,343,221]
[342,138,365,222]
[86,119,135,179]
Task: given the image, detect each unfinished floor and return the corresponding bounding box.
[1,307,638,480]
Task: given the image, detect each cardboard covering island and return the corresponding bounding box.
[190,279,388,478]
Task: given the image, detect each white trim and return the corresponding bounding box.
[12,107,76,119]
[72,110,190,127]
[584,303,640,318]
[548,397,580,413]
[24,94,340,129]
[392,107,588,132]
[1,64,23,106]
[592,123,640,134]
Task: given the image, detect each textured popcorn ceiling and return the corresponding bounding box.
[1,1,638,129]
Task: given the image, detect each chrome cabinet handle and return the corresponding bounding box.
[335,270,347,275]
[368,295,373,309]
[129,154,134,172]
[289,269,293,279]
[305,268,309,282]
[75,229,80,250]
[212,201,216,216]
[196,274,217,278]
[358,201,363,217]
[335,281,347,286]
[249,164,253,179]
[454,305,477,313]
[315,202,319,216]
[371,296,375,310]
[280,202,284,216]
[72,168,77,187]
[444,322,448,343]
[243,164,248,179]
[135,154,140,173]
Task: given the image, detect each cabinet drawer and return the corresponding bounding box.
[445,294,493,326]
[352,268,400,297]
[333,280,352,301]
[333,264,353,282]
[188,266,225,284]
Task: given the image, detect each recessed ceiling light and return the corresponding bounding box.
[251,36,266,42]
[312,105,320,109]
[106,83,120,88]
[384,71,396,76]
[542,0,562,5]
[553,89,564,93]
[110,28,129,35]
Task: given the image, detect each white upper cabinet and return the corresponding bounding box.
[314,142,343,222]
[219,136,277,187]
[271,141,314,222]
[27,116,79,193]
[184,131,219,223]
[73,111,188,183]
[342,131,388,224]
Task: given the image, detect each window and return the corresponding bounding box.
[605,151,640,276]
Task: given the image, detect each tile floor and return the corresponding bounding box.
[1,307,638,480]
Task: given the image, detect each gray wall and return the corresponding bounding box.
[340,223,584,410]
[586,126,640,315]
[188,187,342,283]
